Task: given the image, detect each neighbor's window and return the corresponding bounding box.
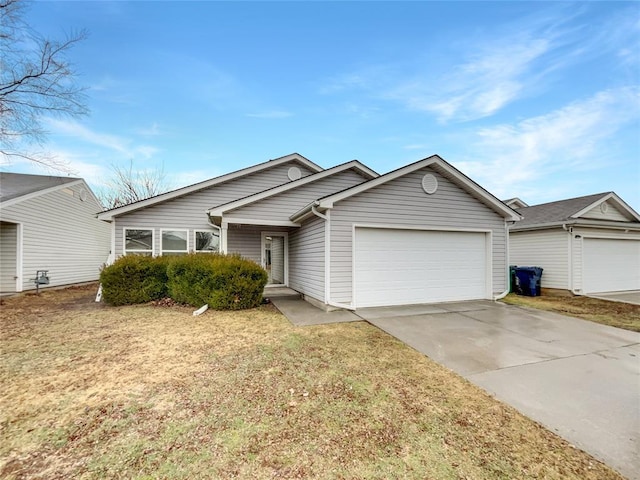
[195,230,220,253]
[124,229,153,256]
[161,229,188,255]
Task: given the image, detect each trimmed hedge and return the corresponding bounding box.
[100,255,171,306]
[167,254,267,310]
[100,253,268,310]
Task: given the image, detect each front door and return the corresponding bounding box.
[262,232,287,286]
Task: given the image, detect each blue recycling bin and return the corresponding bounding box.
[514,266,543,296]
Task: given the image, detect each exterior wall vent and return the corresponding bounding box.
[288,166,302,181]
[600,202,609,213]
[421,173,438,194]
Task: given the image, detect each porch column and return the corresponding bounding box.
[220,221,228,254]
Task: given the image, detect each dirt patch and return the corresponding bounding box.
[501,291,640,332]
[0,285,624,479]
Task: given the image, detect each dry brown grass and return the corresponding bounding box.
[0,285,623,479]
[501,291,640,332]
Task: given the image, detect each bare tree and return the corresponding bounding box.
[0,0,88,169]
[99,161,170,209]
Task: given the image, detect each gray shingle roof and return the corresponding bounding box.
[0,172,79,204]
[513,192,611,228]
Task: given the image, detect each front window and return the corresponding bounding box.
[161,229,188,255]
[195,230,220,253]
[124,229,153,256]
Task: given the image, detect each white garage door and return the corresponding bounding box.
[583,238,640,293]
[354,228,488,308]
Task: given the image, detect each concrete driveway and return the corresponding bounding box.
[357,301,640,480]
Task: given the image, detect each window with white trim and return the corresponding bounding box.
[124,229,153,256]
[195,230,220,253]
[161,229,188,256]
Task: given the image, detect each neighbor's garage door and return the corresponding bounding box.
[583,238,640,293]
[354,228,488,308]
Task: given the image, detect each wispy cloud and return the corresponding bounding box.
[319,5,638,123]
[453,86,640,198]
[45,118,160,160]
[245,110,294,119]
[136,122,162,136]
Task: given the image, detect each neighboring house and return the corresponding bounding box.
[0,173,111,294]
[509,192,640,294]
[503,197,529,209]
[98,152,520,309]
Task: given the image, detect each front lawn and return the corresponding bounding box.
[0,285,622,479]
[501,292,640,332]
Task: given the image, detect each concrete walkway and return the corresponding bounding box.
[588,290,640,305]
[357,301,640,480]
[265,288,360,326]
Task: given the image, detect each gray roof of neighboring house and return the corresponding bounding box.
[514,192,612,228]
[0,172,79,204]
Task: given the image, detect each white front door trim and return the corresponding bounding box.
[261,231,289,286]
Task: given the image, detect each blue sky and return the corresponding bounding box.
[6,1,640,209]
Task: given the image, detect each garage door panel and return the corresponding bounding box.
[583,238,640,293]
[354,228,487,307]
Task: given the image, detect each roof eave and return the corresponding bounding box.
[315,155,522,221]
[98,153,323,220]
[510,218,640,232]
[207,160,373,216]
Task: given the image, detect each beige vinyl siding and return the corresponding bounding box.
[581,201,632,222]
[226,225,290,265]
[509,229,569,289]
[328,167,507,305]
[289,216,325,302]
[0,222,18,292]
[0,183,110,291]
[114,161,313,256]
[226,169,367,223]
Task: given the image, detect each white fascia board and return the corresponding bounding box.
[0,179,84,209]
[571,192,640,222]
[97,153,323,221]
[315,155,522,221]
[510,218,640,232]
[221,218,300,227]
[207,161,370,216]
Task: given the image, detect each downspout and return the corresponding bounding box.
[494,221,512,300]
[563,224,581,295]
[310,204,355,311]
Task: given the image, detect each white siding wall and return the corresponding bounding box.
[0,183,110,291]
[328,167,507,305]
[113,161,314,256]
[226,169,367,222]
[0,222,18,292]
[289,216,325,302]
[510,229,569,289]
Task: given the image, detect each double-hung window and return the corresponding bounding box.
[124,229,154,256]
[195,230,220,253]
[161,229,188,255]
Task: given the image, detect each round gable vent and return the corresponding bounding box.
[288,166,302,181]
[600,202,609,214]
[422,173,438,194]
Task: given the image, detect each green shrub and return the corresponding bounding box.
[167,253,267,310]
[100,255,171,306]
